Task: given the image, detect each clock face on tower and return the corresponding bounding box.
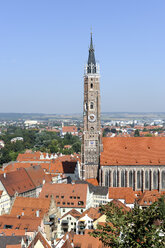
[88,114,96,122]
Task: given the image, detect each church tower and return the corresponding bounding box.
[81,33,102,180]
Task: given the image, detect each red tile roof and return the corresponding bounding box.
[110,199,130,212]
[79,207,101,220]
[61,209,81,219]
[0,169,35,196]
[109,187,136,204]
[0,229,25,236]
[73,230,105,248]
[10,197,51,218]
[27,231,51,248]
[17,152,41,162]
[39,183,88,208]
[101,137,165,166]
[0,215,41,232]
[137,190,165,206]
[6,245,21,248]
[25,165,49,187]
[86,178,99,186]
[62,126,78,133]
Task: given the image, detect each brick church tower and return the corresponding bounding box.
[81,33,102,180]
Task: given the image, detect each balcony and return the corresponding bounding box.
[61,220,68,227]
[78,221,86,230]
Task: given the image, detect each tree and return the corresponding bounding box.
[91,201,165,248]
[134,129,140,137]
[72,142,81,153]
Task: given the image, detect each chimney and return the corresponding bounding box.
[36,210,40,217]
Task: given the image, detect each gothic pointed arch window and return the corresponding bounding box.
[129,171,133,187]
[145,171,149,189]
[137,171,141,189]
[153,170,158,189]
[105,170,109,187]
[121,170,125,187]
[161,171,165,189]
[113,170,117,187]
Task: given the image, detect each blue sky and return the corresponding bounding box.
[0,0,165,114]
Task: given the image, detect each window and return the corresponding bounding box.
[4,225,13,229]
[61,196,64,198]
[137,171,141,189]
[153,171,158,189]
[63,209,65,212]
[145,171,149,189]
[84,102,87,111]
[91,83,93,89]
[56,195,59,198]
[161,170,165,189]
[113,170,117,187]
[105,170,109,187]
[78,201,84,206]
[121,170,125,187]
[90,102,94,109]
[129,171,133,187]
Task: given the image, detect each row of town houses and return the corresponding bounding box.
[0,151,164,247]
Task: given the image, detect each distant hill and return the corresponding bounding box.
[0,112,165,121]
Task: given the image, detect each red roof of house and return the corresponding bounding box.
[86,178,99,186]
[137,190,165,206]
[10,197,51,218]
[25,165,49,187]
[109,187,136,204]
[17,152,41,162]
[0,215,41,232]
[39,183,88,208]
[101,137,165,166]
[62,126,78,133]
[0,168,35,196]
[27,231,51,248]
[73,230,105,248]
[6,245,21,248]
[61,209,81,219]
[78,207,101,220]
[0,229,25,236]
[110,199,131,212]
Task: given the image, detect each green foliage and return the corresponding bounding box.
[134,129,140,137]
[144,133,152,137]
[72,142,81,153]
[0,127,81,165]
[91,200,165,248]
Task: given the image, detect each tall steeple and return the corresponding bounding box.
[81,33,102,181]
[87,32,96,74]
